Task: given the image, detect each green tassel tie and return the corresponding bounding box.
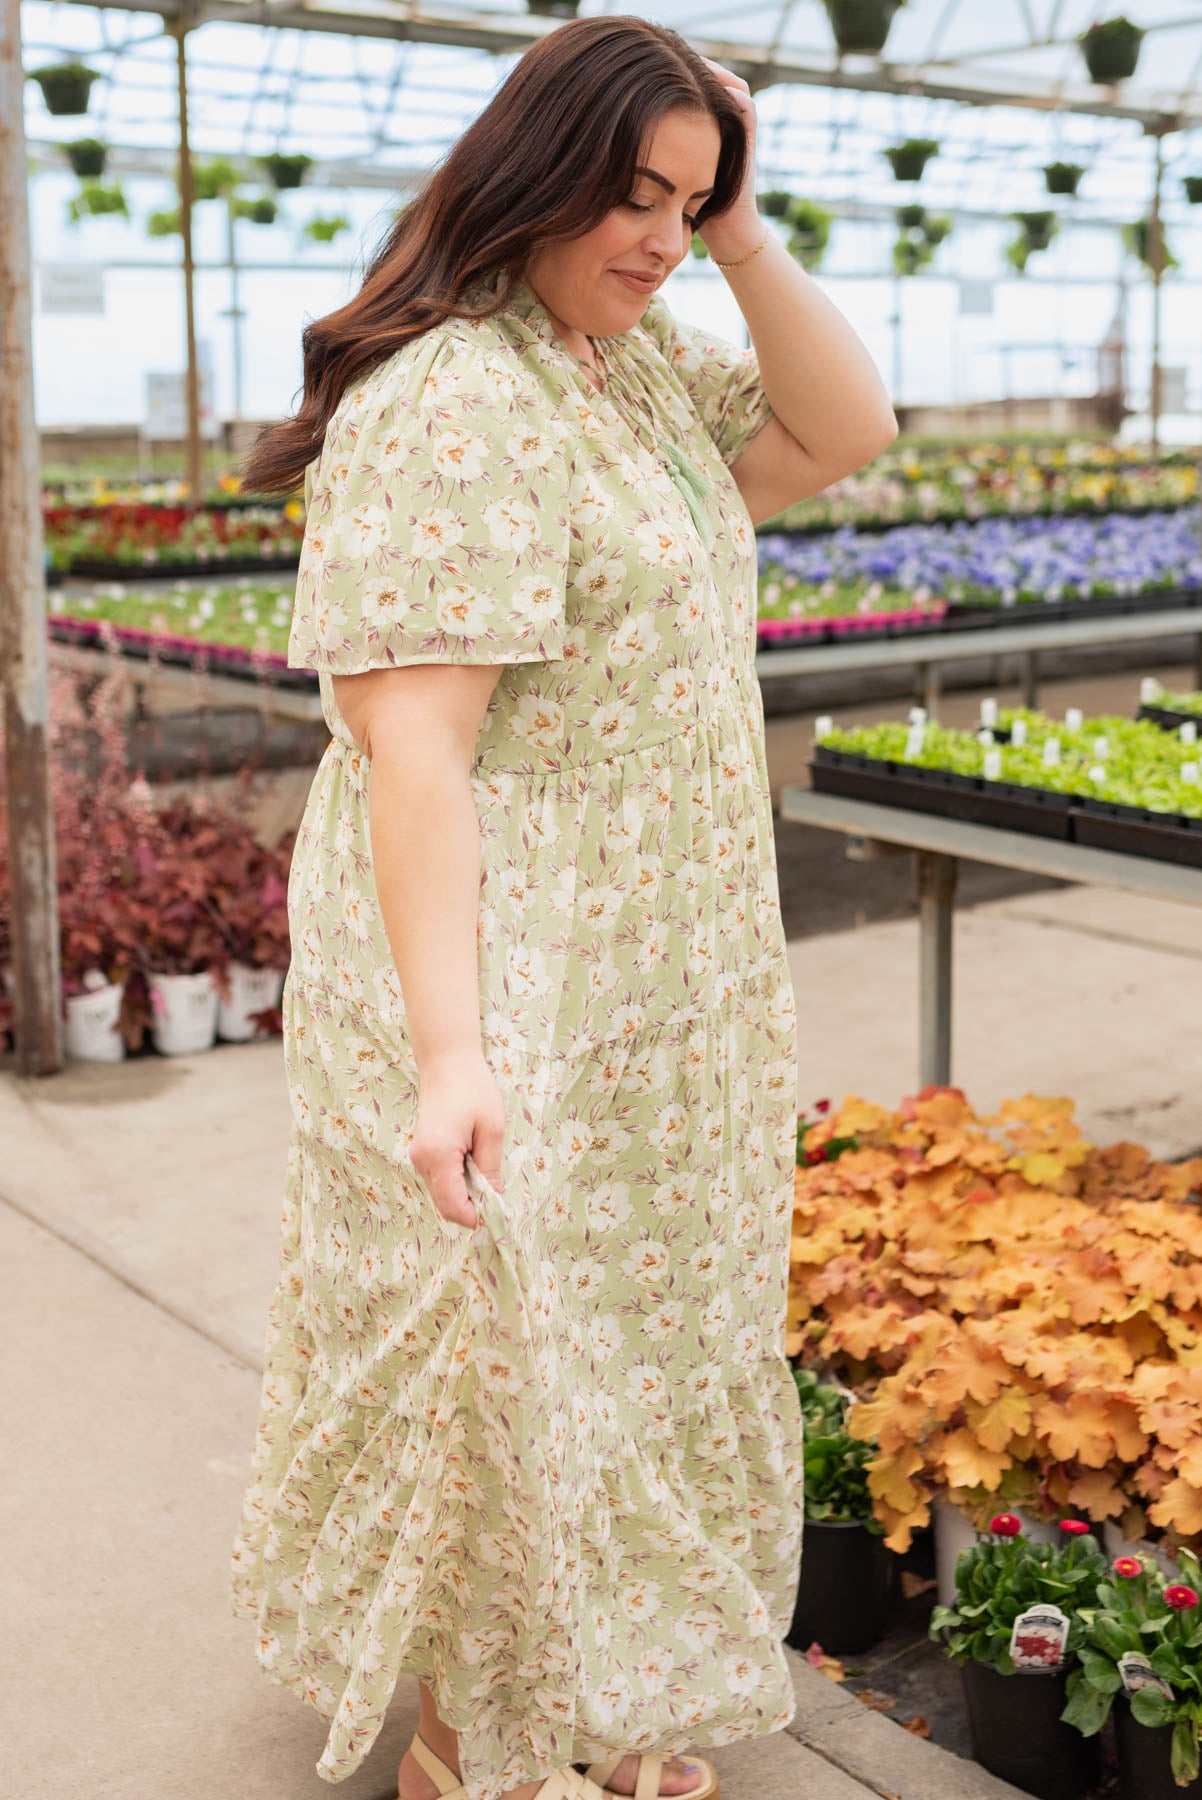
[663,439,717,550]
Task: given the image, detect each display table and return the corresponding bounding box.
[756,606,1202,714]
[777,785,1202,1086]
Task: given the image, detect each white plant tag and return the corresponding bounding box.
[814,715,834,742]
[1043,737,1061,768]
[980,698,999,727]
[1094,736,1110,759]
[1065,707,1084,732]
[1009,1605,1070,1671]
[1141,677,1162,704]
[983,748,1002,781]
[1011,718,1028,748]
[909,706,928,726]
[1118,1651,1173,1699]
[1181,721,1198,746]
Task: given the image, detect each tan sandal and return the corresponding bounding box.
[577,1754,720,1800]
[403,1732,614,1800]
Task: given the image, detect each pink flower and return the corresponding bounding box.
[814,1098,832,1115]
[1113,1557,1142,1578]
[1059,1520,1090,1535]
[1165,1585,1200,1610]
[990,1514,1022,1537]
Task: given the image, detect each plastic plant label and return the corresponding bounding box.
[1009,1605,1070,1671]
[1142,677,1162,703]
[1043,737,1061,768]
[983,748,1002,781]
[814,716,834,741]
[1093,736,1109,758]
[1011,718,1028,748]
[1065,707,1084,732]
[980,697,998,727]
[977,729,995,746]
[1089,764,1107,783]
[1182,721,1198,746]
[1183,762,1199,783]
[909,706,927,726]
[1118,1652,1174,1700]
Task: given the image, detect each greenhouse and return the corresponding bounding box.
[3,4,1202,1799]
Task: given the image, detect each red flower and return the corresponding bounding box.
[1165,1585,1200,1610]
[1058,1520,1090,1535]
[814,1098,832,1115]
[990,1514,1022,1537]
[1113,1557,1142,1578]
[804,1148,826,1166]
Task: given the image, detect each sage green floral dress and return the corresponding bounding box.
[229,272,804,1798]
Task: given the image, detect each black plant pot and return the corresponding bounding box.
[31,68,98,116]
[1185,177,1202,206]
[1082,32,1143,83]
[824,0,903,55]
[786,1519,893,1655]
[961,1663,1100,1800]
[1115,1696,1202,1800]
[1044,164,1083,196]
[65,139,107,178]
[886,148,935,182]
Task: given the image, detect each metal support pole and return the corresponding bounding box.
[0,0,64,1073]
[1149,130,1165,458]
[174,7,203,504]
[1022,648,1040,711]
[916,850,957,1087]
[1196,633,1202,691]
[916,660,941,718]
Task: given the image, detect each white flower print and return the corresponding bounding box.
[432,426,489,482]
[572,551,626,602]
[337,502,391,558]
[482,497,540,553]
[412,506,467,557]
[361,576,411,626]
[508,691,565,749]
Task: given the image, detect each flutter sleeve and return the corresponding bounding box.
[288,326,573,673]
[636,292,775,468]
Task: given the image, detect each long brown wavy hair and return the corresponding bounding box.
[238,14,750,496]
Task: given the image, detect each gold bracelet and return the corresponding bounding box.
[711,225,771,271]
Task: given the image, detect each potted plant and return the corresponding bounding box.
[147,207,182,238]
[207,832,291,1041]
[301,213,350,244]
[884,138,939,182]
[823,0,907,56]
[64,137,108,178]
[1013,210,1058,250]
[1064,1550,1202,1796]
[190,156,242,201]
[526,0,581,13]
[786,1369,893,1653]
[784,198,832,272]
[896,202,927,229]
[65,180,129,224]
[233,194,278,225]
[931,1515,1106,1799]
[255,151,312,191]
[1080,17,1145,84]
[1044,161,1085,196]
[1123,216,1180,276]
[1185,177,1202,206]
[27,60,100,116]
[128,800,228,1056]
[757,189,792,218]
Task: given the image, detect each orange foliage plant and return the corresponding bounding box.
[788,1089,1202,1554]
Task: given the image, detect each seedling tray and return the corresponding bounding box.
[1137,703,1202,733]
[1072,796,1202,869]
[757,603,947,649]
[810,745,1074,840]
[943,586,1201,630]
[47,612,317,690]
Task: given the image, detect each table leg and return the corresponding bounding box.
[1022,649,1039,712]
[1195,633,1202,691]
[916,661,941,718]
[916,850,957,1087]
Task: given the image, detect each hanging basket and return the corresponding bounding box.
[256,152,312,191]
[823,0,906,55]
[525,0,581,14]
[234,194,278,225]
[1043,161,1084,196]
[884,139,938,182]
[1080,18,1144,84]
[1184,176,1202,206]
[64,137,108,178]
[1013,210,1057,250]
[28,61,100,117]
[757,189,792,219]
[896,202,927,229]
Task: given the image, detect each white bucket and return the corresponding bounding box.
[64,980,127,1062]
[934,1496,1060,1604]
[149,969,219,1056]
[217,961,284,1042]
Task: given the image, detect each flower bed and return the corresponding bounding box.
[810,705,1202,865]
[788,1088,1202,1558]
[45,581,317,688]
[43,499,304,576]
[757,505,1202,643]
[764,442,1200,533]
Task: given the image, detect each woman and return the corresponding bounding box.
[228,16,897,1800]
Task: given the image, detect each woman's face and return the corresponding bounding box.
[524,106,722,345]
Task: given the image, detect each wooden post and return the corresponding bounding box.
[174,6,204,506]
[1148,130,1164,457]
[0,0,64,1073]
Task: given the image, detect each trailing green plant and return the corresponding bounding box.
[66,180,128,224]
[1123,216,1179,276]
[757,189,792,219]
[1013,210,1058,250]
[793,1369,882,1527]
[147,207,182,238]
[784,197,833,271]
[301,213,350,244]
[931,1516,1108,1673]
[896,203,927,229]
[27,60,100,116]
[64,137,107,178]
[1079,16,1144,84]
[233,195,278,226]
[190,157,242,202]
[1062,1549,1202,1783]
